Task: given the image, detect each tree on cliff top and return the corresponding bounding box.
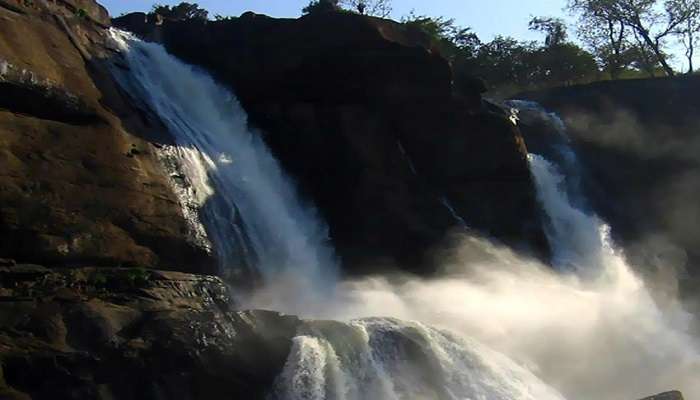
[302,0,341,14]
[529,17,568,47]
[341,0,392,17]
[402,14,481,60]
[667,0,700,72]
[152,2,208,21]
[528,16,599,85]
[302,0,392,17]
[568,0,700,76]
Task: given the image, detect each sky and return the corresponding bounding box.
[103,0,696,70]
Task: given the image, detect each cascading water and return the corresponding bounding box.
[263,103,699,400]
[105,29,699,400]
[272,318,565,400]
[107,30,337,285]
[528,154,609,274]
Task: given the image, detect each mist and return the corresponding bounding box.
[245,232,700,400]
[245,149,700,400]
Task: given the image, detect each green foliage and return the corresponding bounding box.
[402,14,481,60]
[302,0,392,17]
[302,0,341,14]
[529,17,568,47]
[401,14,600,96]
[75,8,88,19]
[126,268,151,287]
[91,271,108,287]
[340,0,392,17]
[151,2,208,21]
[567,0,700,75]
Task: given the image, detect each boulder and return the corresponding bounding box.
[0,265,301,399]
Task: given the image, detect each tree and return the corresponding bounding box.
[629,39,665,75]
[529,17,568,47]
[474,36,539,87]
[569,2,631,78]
[667,0,700,72]
[401,13,598,94]
[533,43,600,85]
[402,14,481,60]
[528,16,599,85]
[302,0,340,14]
[340,0,392,18]
[567,0,689,76]
[152,2,208,21]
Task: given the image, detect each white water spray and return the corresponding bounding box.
[272,318,565,400]
[107,30,337,285]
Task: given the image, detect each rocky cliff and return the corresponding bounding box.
[0,0,214,273]
[517,77,700,292]
[113,11,549,273]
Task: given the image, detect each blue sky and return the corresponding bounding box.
[104,0,568,43]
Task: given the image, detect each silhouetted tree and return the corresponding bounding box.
[302,0,341,14]
[667,0,700,72]
[152,2,208,21]
[567,0,696,76]
[568,1,630,78]
[340,0,392,17]
[529,17,568,47]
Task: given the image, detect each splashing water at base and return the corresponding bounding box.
[256,235,700,400]
[272,318,566,400]
[251,153,700,399]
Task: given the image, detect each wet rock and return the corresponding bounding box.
[0,4,215,273]
[0,267,302,400]
[0,258,16,266]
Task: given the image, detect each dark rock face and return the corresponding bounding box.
[114,12,549,273]
[0,2,214,273]
[517,76,700,286]
[639,391,685,400]
[0,265,300,400]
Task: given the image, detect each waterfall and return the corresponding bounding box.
[440,196,468,228]
[271,318,565,400]
[104,29,699,399]
[528,153,608,274]
[512,100,614,274]
[107,30,337,284]
[269,102,699,400]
